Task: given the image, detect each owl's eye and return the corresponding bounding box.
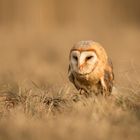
[73,56,78,61]
[86,56,94,60]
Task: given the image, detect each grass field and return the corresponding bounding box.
[0,75,140,140]
[0,1,140,139]
[0,28,140,140]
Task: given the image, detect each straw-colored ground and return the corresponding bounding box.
[0,0,140,139]
[0,74,140,140]
[0,31,140,140]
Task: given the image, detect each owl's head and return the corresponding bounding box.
[69,40,108,75]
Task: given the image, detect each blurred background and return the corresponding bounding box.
[0,0,140,89]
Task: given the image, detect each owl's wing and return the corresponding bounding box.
[68,65,74,83]
[101,58,114,96]
[104,70,114,93]
[107,57,114,81]
[108,57,113,70]
[68,65,80,90]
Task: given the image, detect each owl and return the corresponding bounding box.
[68,40,114,97]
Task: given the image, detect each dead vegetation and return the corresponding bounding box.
[0,79,140,140]
[0,1,140,139]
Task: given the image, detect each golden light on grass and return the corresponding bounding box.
[0,0,140,140]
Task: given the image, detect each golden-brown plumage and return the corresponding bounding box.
[68,40,114,97]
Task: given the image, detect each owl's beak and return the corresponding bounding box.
[78,63,85,70]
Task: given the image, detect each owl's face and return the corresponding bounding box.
[70,50,98,75]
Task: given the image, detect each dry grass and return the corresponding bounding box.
[0,77,140,140]
[0,1,140,139]
[0,30,139,140]
[0,28,139,140]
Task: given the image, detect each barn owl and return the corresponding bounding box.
[68,40,114,97]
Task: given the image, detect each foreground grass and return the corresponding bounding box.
[0,81,140,140]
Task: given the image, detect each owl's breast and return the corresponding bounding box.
[75,74,97,86]
[74,73,102,95]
